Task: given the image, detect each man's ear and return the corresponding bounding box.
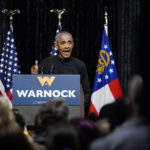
[73,42,74,47]
[54,42,58,49]
[72,42,74,48]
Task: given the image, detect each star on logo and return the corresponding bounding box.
[105,74,109,80]
[13,69,17,72]
[111,60,115,65]
[7,78,10,82]
[8,73,11,76]
[97,78,102,83]
[109,51,112,56]
[109,68,113,73]
[8,67,12,71]
[9,56,13,59]
[6,84,10,88]
[9,62,12,65]
[11,45,14,48]
[104,44,108,49]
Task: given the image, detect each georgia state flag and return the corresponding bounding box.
[89,29,123,116]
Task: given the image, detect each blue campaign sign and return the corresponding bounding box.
[12,75,80,106]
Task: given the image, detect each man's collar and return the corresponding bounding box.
[56,55,72,62]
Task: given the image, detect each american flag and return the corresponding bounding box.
[89,28,123,116]
[50,25,62,56]
[0,27,20,108]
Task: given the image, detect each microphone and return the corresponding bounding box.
[49,65,55,74]
[40,66,44,74]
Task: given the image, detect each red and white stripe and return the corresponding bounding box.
[0,80,12,108]
[89,78,122,116]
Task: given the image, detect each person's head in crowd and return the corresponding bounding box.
[98,102,115,130]
[88,112,99,122]
[99,97,130,130]
[95,118,111,137]
[46,121,81,150]
[127,74,148,118]
[12,109,26,131]
[0,123,33,150]
[55,31,74,59]
[34,98,69,144]
[35,98,69,133]
[0,96,16,127]
[70,117,100,150]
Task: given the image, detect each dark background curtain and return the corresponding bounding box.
[0,0,145,95]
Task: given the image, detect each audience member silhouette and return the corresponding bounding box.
[70,117,100,150]
[0,97,35,149]
[0,124,34,150]
[12,109,26,131]
[95,118,111,137]
[0,96,16,127]
[99,97,130,131]
[88,112,99,122]
[34,98,69,145]
[46,122,81,150]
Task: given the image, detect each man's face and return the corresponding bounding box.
[56,34,74,59]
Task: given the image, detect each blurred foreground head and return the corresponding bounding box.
[0,124,33,150]
[0,96,16,127]
[70,117,100,150]
[46,122,80,150]
[35,98,69,134]
[127,74,150,118]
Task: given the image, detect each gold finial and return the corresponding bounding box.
[2,9,20,27]
[50,8,66,26]
[104,7,108,26]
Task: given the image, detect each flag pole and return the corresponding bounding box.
[2,9,20,29]
[50,8,66,26]
[49,8,66,56]
[104,7,108,36]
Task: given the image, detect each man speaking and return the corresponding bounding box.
[31,31,91,116]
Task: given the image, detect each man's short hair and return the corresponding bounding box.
[56,31,73,42]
